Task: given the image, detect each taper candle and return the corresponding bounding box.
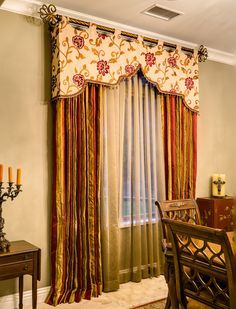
[8,167,12,183]
[0,164,3,182]
[16,168,21,185]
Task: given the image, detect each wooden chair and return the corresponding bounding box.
[155,199,201,309]
[163,218,236,308]
[156,199,201,239]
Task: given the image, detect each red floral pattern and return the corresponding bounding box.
[98,33,107,40]
[168,56,177,68]
[145,52,156,67]
[170,89,177,94]
[73,74,85,87]
[72,35,84,49]
[52,17,200,112]
[97,60,109,76]
[185,77,194,90]
[125,64,135,75]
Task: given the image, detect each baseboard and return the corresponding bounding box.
[0,286,50,309]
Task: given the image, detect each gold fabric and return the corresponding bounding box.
[161,95,197,199]
[51,16,199,112]
[47,85,102,305]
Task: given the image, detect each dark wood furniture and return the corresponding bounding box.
[0,241,41,309]
[196,197,234,231]
[155,199,201,309]
[156,199,201,238]
[163,218,236,309]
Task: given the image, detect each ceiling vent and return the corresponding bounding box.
[143,4,182,21]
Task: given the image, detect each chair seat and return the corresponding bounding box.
[187,298,212,309]
[185,283,229,308]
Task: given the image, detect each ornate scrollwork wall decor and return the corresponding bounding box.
[198,45,208,62]
[39,4,60,27]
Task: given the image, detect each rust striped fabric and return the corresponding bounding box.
[46,85,102,305]
[161,95,197,199]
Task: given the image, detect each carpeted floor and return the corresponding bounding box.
[131,298,213,309]
[24,276,168,309]
[130,298,166,309]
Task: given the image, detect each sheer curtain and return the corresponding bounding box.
[100,73,165,292]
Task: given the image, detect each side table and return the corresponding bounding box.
[196,197,234,231]
[0,240,41,309]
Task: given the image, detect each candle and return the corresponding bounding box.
[8,167,13,183]
[0,164,3,182]
[17,168,21,185]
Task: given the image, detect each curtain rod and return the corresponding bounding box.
[39,3,208,62]
[69,18,194,54]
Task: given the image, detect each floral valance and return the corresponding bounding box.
[52,16,199,112]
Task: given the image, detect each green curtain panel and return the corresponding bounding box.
[46,85,102,305]
[161,95,197,200]
[100,74,165,292]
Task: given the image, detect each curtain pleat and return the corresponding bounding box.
[100,83,121,292]
[161,95,197,199]
[47,85,102,306]
[101,73,165,292]
[47,73,197,304]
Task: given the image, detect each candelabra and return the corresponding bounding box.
[0,182,22,252]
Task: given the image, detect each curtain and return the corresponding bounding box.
[47,72,197,303]
[100,73,166,292]
[46,85,102,305]
[52,16,200,113]
[161,95,197,200]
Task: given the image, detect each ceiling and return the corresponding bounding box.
[1,0,236,64]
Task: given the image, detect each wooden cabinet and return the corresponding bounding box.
[0,241,41,309]
[196,197,234,231]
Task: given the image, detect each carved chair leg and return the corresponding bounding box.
[181,291,188,308]
[164,262,179,309]
[168,269,179,309]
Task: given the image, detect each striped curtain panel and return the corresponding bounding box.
[161,95,197,200]
[46,85,102,305]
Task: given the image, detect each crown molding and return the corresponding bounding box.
[204,47,236,66]
[1,0,236,65]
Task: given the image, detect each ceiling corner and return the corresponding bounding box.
[1,0,235,66]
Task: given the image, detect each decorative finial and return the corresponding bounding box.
[198,45,208,62]
[38,4,60,27]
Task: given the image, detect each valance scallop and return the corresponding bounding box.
[52,16,199,112]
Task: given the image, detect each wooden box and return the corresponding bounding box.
[196,197,234,231]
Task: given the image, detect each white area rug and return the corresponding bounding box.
[25,276,167,309]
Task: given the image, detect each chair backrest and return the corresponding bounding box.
[155,199,201,240]
[163,218,236,309]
